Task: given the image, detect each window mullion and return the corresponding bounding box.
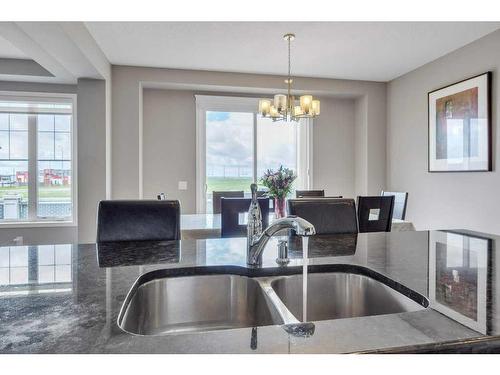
[27,115,37,221]
[294,99,302,187]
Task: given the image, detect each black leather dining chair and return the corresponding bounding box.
[221,197,270,238]
[96,200,181,242]
[357,196,395,233]
[381,191,408,220]
[212,191,244,214]
[287,198,358,234]
[295,189,325,198]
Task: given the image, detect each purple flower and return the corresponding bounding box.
[260,165,297,199]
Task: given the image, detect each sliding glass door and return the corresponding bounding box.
[257,115,298,190]
[196,96,312,214]
[205,111,254,213]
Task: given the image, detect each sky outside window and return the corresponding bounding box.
[205,111,254,213]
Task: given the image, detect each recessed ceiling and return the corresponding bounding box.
[86,22,500,82]
[0,35,28,59]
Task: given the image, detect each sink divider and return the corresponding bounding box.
[256,277,301,325]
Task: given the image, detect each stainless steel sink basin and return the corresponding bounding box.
[118,270,427,336]
[118,274,284,335]
[269,272,425,322]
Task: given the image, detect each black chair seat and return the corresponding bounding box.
[357,196,395,233]
[295,189,325,198]
[221,197,270,238]
[96,200,180,242]
[212,191,244,214]
[287,198,358,235]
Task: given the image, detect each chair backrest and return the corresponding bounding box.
[96,200,180,242]
[221,197,270,238]
[287,198,358,234]
[381,191,408,220]
[295,189,325,198]
[357,196,395,233]
[212,191,244,214]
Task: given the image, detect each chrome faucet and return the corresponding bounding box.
[247,184,316,266]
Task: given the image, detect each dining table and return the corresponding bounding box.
[180,213,416,240]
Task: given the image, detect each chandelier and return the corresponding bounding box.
[258,33,320,122]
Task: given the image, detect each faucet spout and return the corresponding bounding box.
[247,215,316,266]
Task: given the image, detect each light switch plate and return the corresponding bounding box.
[178,181,188,190]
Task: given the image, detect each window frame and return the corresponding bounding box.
[195,95,313,214]
[0,91,77,228]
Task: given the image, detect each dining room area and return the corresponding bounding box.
[180,188,413,240]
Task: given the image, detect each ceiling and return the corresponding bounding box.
[0,35,27,59]
[0,22,499,83]
[0,22,110,84]
[85,22,500,82]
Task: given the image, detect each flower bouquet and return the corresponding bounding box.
[260,165,296,218]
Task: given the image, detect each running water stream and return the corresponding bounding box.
[302,236,309,322]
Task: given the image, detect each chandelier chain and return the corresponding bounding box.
[288,35,291,79]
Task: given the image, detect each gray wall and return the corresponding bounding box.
[77,78,108,243]
[312,97,356,197]
[0,81,76,94]
[113,66,386,210]
[142,89,196,212]
[142,90,356,213]
[0,227,77,246]
[354,97,368,196]
[387,29,500,233]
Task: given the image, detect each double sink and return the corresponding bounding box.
[118,269,428,336]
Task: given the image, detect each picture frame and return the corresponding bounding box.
[428,230,491,334]
[428,72,492,172]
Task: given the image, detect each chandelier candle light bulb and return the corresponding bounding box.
[312,100,320,115]
[257,33,320,122]
[259,99,271,116]
[269,106,280,118]
[300,95,313,114]
[274,94,287,112]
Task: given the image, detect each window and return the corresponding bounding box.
[0,93,76,225]
[196,96,312,213]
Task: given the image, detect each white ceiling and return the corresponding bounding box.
[0,35,28,59]
[86,22,500,82]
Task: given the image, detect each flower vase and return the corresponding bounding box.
[274,197,286,218]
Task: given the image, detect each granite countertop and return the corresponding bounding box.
[0,229,498,353]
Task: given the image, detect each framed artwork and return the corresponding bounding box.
[428,231,491,334]
[428,72,492,172]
